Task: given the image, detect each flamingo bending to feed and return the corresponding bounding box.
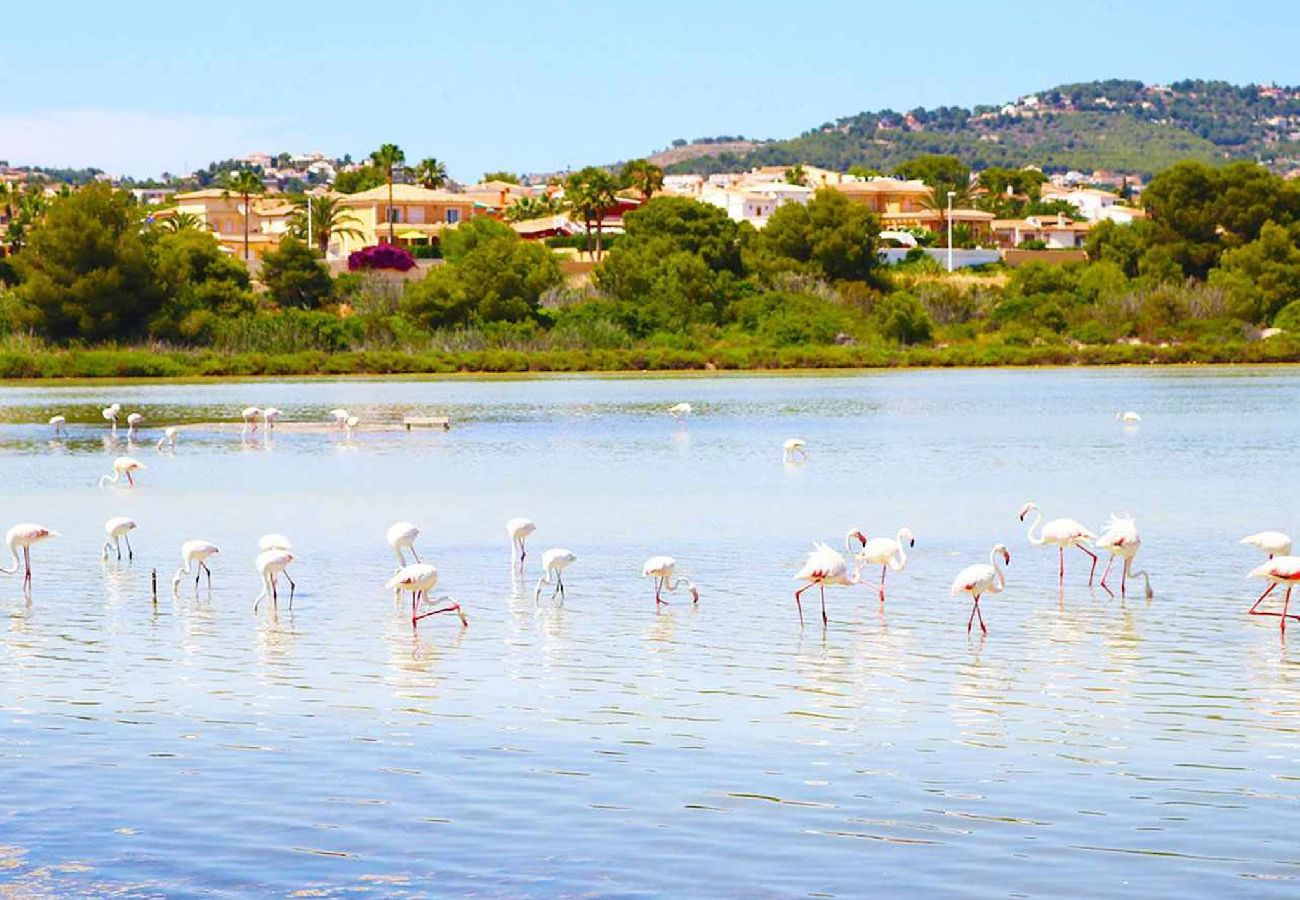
[782,438,808,463]
[101,516,138,561]
[793,542,865,628]
[668,402,693,420]
[534,549,577,603]
[253,548,296,611]
[0,523,58,592]
[257,534,296,596]
[1019,502,1098,586]
[1242,531,1292,559]
[386,521,421,569]
[344,415,360,439]
[1117,411,1141,425]
[386,563,467,627]
[262,408,280,431]
[99,456,145,488]
[126,412,144,440]
[173,540,219,594]
[102,404,121,435]
[851,527,915,603]
[49,415,66,436]
[157,426,179,452]
[240,406,260,438]
[950,544,1011,635]
[1247,556,1300,630]
[1096,515,1153,598]
[329,408,349,430]
[641,556,700,606]
[507,517,536,572]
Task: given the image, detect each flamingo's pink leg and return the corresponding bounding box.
[1099,557,1115,591]
[1121,560,1128,597]
[1058,547,1065,582]
[794,583,812,627]
[967,593,981,633]
[975,597,987,634]
[1078,544,1099,585]
[879,565,887,603]
[819,585,828,627]
[1249,583,1278,615]
[1283,586,1293,633]
[126,471,135,487]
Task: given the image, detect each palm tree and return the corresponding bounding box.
[158,211,202,232]
[784,163,807,186]
[369,143,407,243]
[414,157,448,190]
[620,159,664,200]
[224,169,265,260]
[921,183,974,247]
[564,167,620,260]
[504,195,562,223]
[289,194,364,256]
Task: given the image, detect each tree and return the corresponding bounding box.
[224,169,264,261]
[414,157,448,190]
[504,195,562,223]
[370,143,407,243]
[619,159,664,200]
[14,184,160,341]
[259,237,335,309]
[149,228,254,340]
[894,155,970,192]
[875,292,934,345]
[157,211,202,232]
[1208,221,1300,323]
[289,194,364,256]
[921,184,974,247]
[482,171,521,184]
[333,166,385,194]
[784,163,807,186]
[977,166,1046,199]
[759,189,883,284]
[564,166,620,259]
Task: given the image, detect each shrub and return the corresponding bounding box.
[348,243,416,272]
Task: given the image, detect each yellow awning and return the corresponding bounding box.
[396,229,427,240]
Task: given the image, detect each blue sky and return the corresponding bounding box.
[2,0,1296,179]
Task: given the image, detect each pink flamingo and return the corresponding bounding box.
[950,543,1011,634]
[1019,501,1097,586]
[793,540,866,627]
[1248,556,1300,630]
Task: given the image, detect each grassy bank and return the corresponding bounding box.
[2,338,1299,380]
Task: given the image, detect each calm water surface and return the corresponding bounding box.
[0,368,1297,897]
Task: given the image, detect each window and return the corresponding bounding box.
[446,208,460,224]
[408,206,425,224]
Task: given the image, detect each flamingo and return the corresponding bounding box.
[48,415,66,436]
[329,408,350,430]
[101,403,121,435]
[1116,411,1141,425]
[99,456,145,488]
[101,516,138,561]
[782,438,808,463]
[262,407,281,431]
[172,540,219,594]
[257,534,296,597]
[1019,502,1098,586]
[668,402,693,420]
[507,517,536,572]
[1096,515,1153,598]
[950,544,1011,635]
[126,412,144,440]
[0,523,58,592]
[1247,556,1300,630]
[1242,531,1292,559]
[386,521,421,569]
[793,542,866,628]
[641,555,699,606]
[386,563,467,627]
[344,415,360,439]
[534,548,577,603]
[853,527,915,603]
[240,406,260,438]
[157,426,179,452]
[253,548,296,611]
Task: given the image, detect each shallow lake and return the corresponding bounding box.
[0,368,1297,897]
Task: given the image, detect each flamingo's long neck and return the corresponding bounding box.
[1127,560,1154,598]
[844,529,863,556]
[1025,509,1044,546]
[989,546,1007,590]
[0,540,20,575]
[891,530,909,570]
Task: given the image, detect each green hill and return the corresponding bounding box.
[663,79,1300,177]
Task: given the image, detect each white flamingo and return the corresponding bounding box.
[534,548,577,603]
[48,415,66,436]
[329,408,350,430]
[386,521,421,569]
[101,403,121,436]
[172,540,219,595]
[240,406,261,438]
[641,555,699,606]
[0,523,58,592]
[793,542,865,628]
[344,415,360,439]
[507,517,536,572]
[157,426,179,452]
[258,534,296,597]
[668,402,693,420]
[950,543,1011,635]
[126,412,144,440]
[1019,501,1098,586]
[1096,515,1153,598]
[1242,531,1292,559]
[1116,411,1141,425]
[386,563,467,627]
[782,438,808,463]
[99,456,145,488]
[1248,556,1300,630]
[253,548,296,611]
[101,516,138,561]
[852,527,915,603]
[262,407,281,431]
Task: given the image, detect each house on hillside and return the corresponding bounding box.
[699,182,813,227]
[833,178,994,242]
[169,188,295,260]
[992,213,1093,249]
[334,184,488,254]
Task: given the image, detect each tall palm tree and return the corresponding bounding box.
[921,183,974,247]
[224,169,265,260]
[369,143,407,243]
[564,167,620,260]
[289,194,364,255]
[414,157,448,190]
[158,211,202,232]
[620,159,664,200]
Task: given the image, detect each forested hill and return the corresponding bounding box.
[662,80,1300,176]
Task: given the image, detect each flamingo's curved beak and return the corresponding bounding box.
[1003,550,1012,565]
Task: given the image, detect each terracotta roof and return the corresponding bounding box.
[338,183,474,204]
[834,178,930,194]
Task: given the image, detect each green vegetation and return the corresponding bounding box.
[4,160,1300,379]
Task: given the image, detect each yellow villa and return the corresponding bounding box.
[831,178,994,242]
[334,184,489,255]
[169,189,295,260]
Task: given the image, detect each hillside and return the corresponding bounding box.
[663,79,1300,177]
